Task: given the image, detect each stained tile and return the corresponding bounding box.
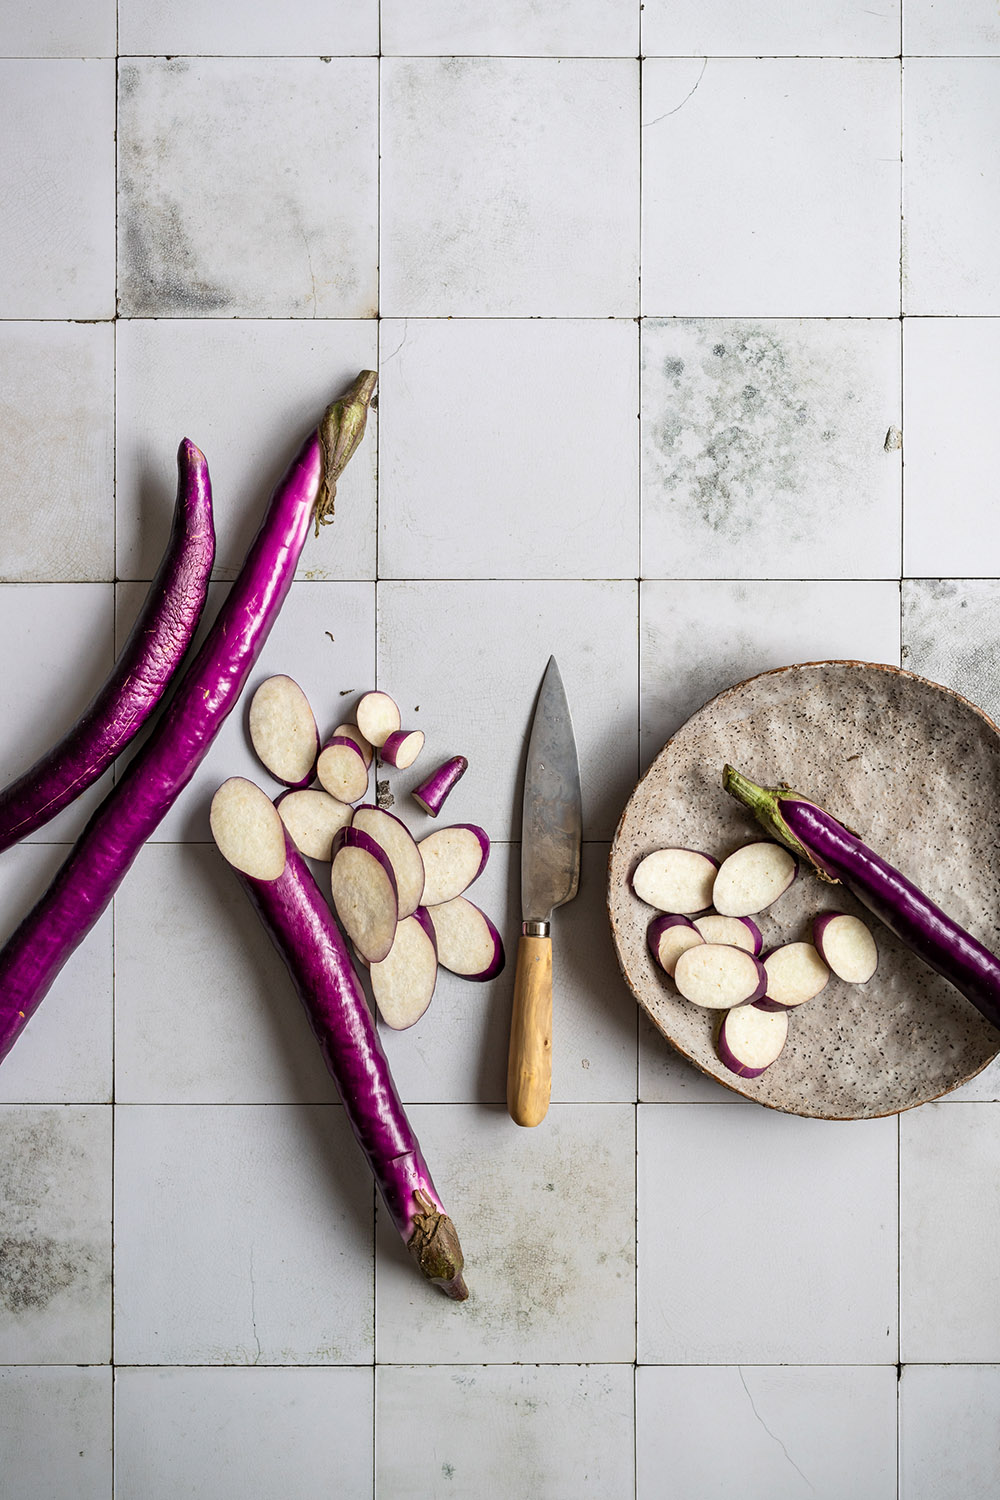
[904,60,1000,315]
[0,584,115,843]
[378,318,639,580]
[639,579,901,768]
[642,59,901,317]
[638,1103,898,1362]
[641,318,901,580]
[905,0,1000,56]
[0,61,115,318]
[381,0,637,55]
[0,1105,112,1364]
[380,58,639,317]
[902,578,1000,721]
[643,0,901,56]
[637,1366,897,1500]
[902,320,1000,576]
[118,57,378,318]
[900,1101,1000,1361]
[380,843,637,1106]
[114,1105,374,1364]
[377,1365,634,1499]
[115,1367,373,1500]
[375,1105,636,1363]
[0,844,112,1105]
[0,0,116,54]
[118,0,378,55]
[115,320,378,582]
[377,580,638,842]
[899,1365,1000,1500]
[0,1367,111,1500]
[113,579,375,842]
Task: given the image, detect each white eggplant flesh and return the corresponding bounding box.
[351,803,426,919]
[631,848,718,915]
[718,1004,788,1078]
[648,914,704,977]
[355,691,401,748]
[813,912,878,983]
[316,736,370,804]
[276,788,353,861]
[692,913,763,955]
[381,729,425,769]
[332,721,373,767]
[417,824,490,907]
[330,827,399,964]
[210,777,288,881]
[427,896,505,980]
[248,675,319,788]
[673,943,767,1009]
[712,841,797,917]
[758,941,830,1010]
[370,909,438,1029]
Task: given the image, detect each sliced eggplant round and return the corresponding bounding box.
[718,1004,788,1078]
[758,941,830,1010]
[673,943,767,1009]
[692,912,763,955]
[712,841,797,917]
[648,914,704,977]
[813,912,878,983]
[632,848,718,915]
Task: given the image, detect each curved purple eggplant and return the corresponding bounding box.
[231,826,467,1299]
[724,764,1000,1031]
[0,440,215,853]
[0,373,377,1066]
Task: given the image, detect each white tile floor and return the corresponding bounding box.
[1,4,999,1496]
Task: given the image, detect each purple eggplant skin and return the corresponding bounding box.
[0,441,215,854]
[411,755,468,817]
[234,832,467,1300]
[724,763,1000,1031]
[0,373,377,1067]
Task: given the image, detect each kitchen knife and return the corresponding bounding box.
[507,655,582,1127]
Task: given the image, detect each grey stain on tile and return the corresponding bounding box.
[0,1238,97,1314]
[903,579,1000,727]
[119,185,232,317]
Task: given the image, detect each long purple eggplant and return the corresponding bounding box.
[723,764,1000,1031]
[0,372,376,1066]
[211,781,467,1300]
[0,441,215,854]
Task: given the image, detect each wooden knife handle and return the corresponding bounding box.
[507,934,552,1127]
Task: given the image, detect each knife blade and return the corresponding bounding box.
[507,656,582,1127]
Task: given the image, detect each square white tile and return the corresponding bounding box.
[899,1365,1000,1500]
[902,578,1000,721]
[638,1104,898,1362]
[115,1366,374,1500]
[905,0,1000,55]
[903,60,1000,315]
[637,1366,897,1500]
[118,58,378,318]
[642,59,901,317]
[0,1366,111,1500]
[643,0,901,56]
[113,580,375,841]
[115,320,378,582]
[902,320,1000,575]
[379,842,637,1106]
[0,324,114,582]
[380,58,639,317]
[0,0,116,55]
[377,318,639,580]
[900,1101,1000,1361]
[113,1105,374,1364]
[381,0,638,55]
[118,0,378,55]
[639,579,902,768]
[0,1105,112,1364]
[377,1364,634,1499]
[942,1053,1000,1103]
[114,842,347,1104]
[639,1013,754,1103]
[641,319,901,579]
[0,61,115,317]
[377,580,639,842]
[0,843,112,1104]
[0,584,115,842]
[375,1104,636,1363]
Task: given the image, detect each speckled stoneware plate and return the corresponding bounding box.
[608,661,1000,1119]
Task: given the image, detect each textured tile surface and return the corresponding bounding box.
[899,1365,1000,1500]
[381,0,639,55]
[0,1366,112,1500]
[643,0,902,56]
[117,0,379,55]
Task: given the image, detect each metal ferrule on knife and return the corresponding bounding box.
[522,919,550,937]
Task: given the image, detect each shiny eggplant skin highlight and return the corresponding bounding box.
[0,374,377,1066]
[724,764,1000,1032]
[233,831,468,1300]
[0,440,215,852]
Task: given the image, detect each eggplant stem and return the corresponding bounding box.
[722,764,840,884]
[408,1188,469,1301]
[314,370,378,534]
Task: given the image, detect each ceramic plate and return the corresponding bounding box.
[608,661,1000,1119]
